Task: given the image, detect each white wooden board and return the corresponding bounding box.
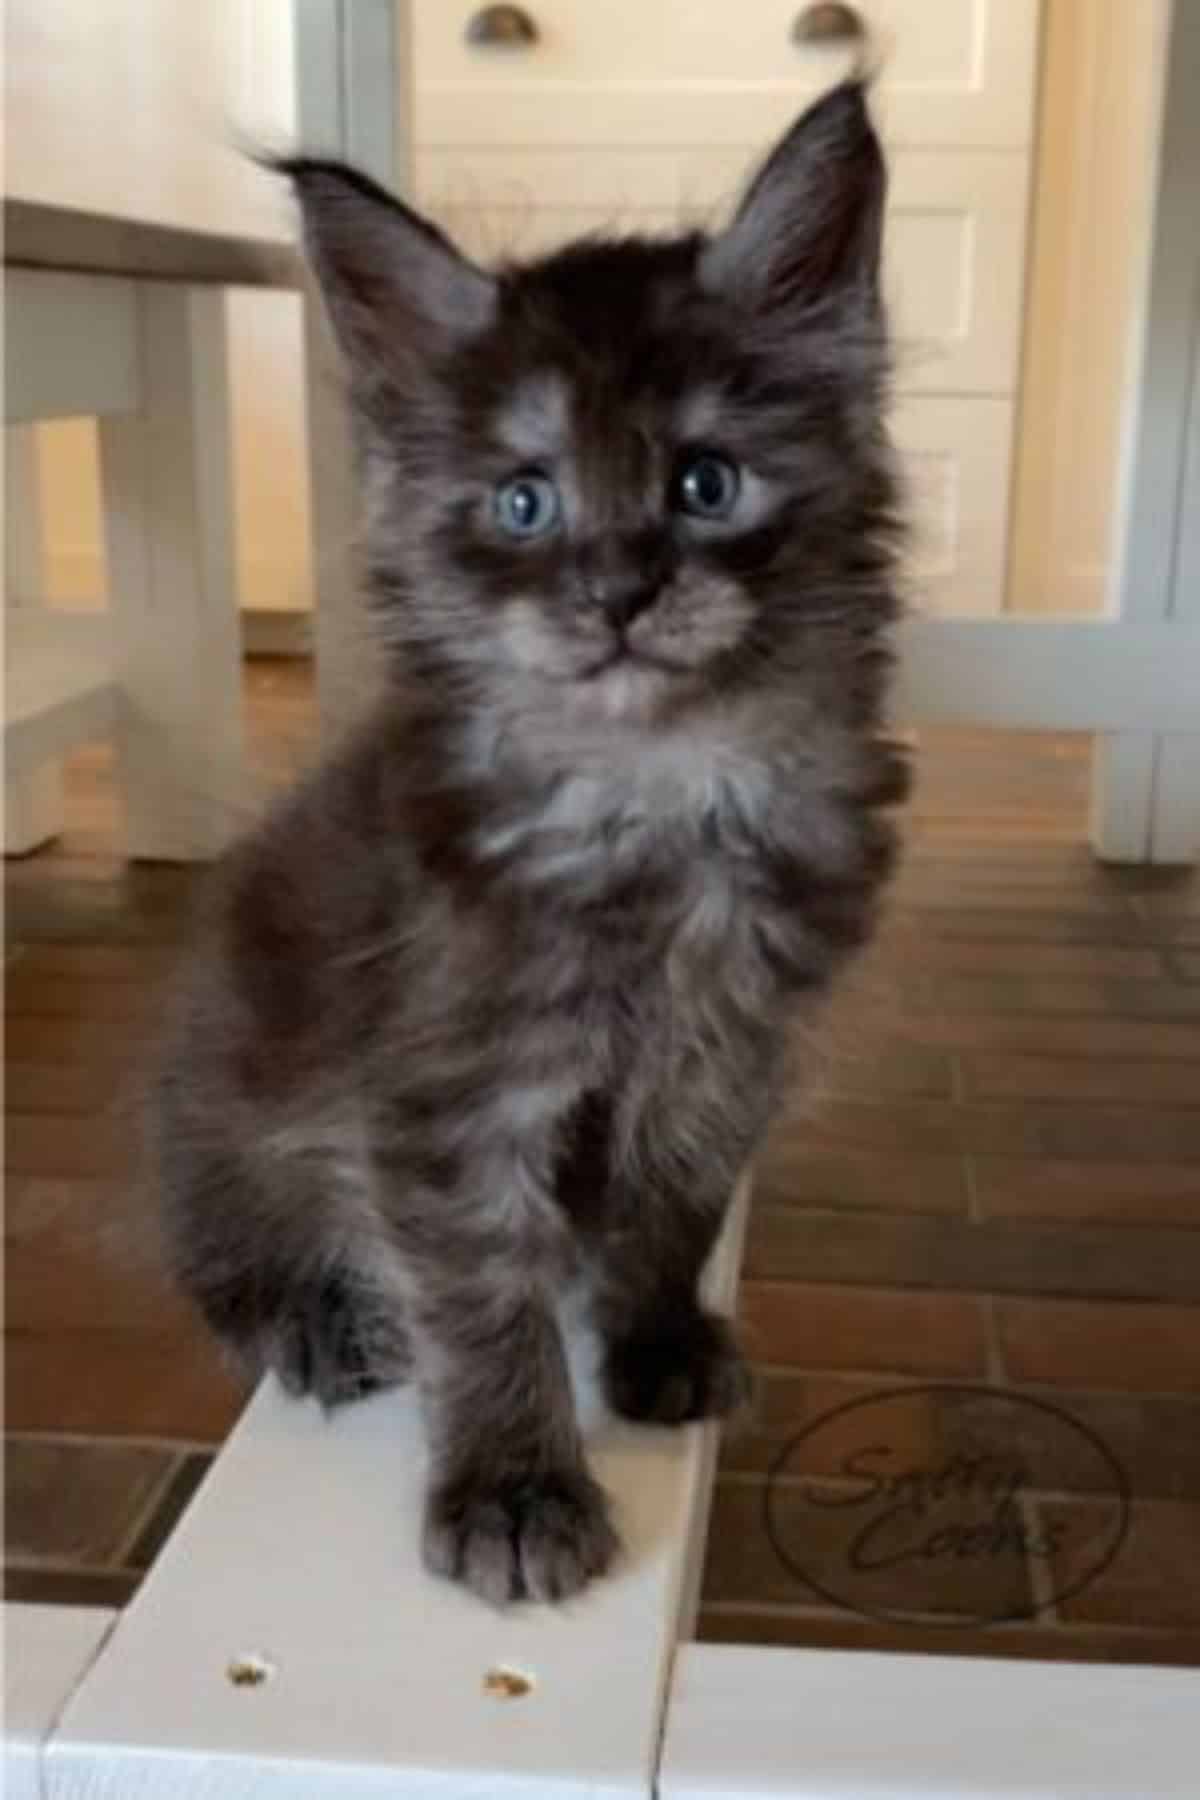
[47,1185,748,1800]
[660,1643,1200,1800]
[4,613,116,775]
[895,617,1200,731]
[4,270,140,423]
[4,1606,116,1800]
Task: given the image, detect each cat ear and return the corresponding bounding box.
[276,158,496,379]
[700,80,885,319]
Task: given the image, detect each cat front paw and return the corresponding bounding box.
[605,1309,751,1426]
[423,1463,619,1606]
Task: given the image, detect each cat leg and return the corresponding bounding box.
[265,1267,412,1408]
[159,1132,411,1410]
[380,1150,618,1605]
[415,1266,618,1605]
[591,1086,763,1428]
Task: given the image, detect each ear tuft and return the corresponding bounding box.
[700,79,886,320]
[270,156,496,380]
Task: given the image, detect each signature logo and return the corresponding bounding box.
[763,1384,1130,1626]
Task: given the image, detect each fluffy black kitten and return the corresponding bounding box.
[153,80,907,1606]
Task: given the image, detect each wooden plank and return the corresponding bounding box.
[894,617,1200,731]
[4,1606,116,1800]
[47,1185,748,1799]
[98,282,245,860]
[4,199,299,288]
[660,1643,1200,1800]
[4,614,116,777]
[4,270,139,422]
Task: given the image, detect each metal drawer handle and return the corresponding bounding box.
[465,5,539,48]
[792,2,865,45]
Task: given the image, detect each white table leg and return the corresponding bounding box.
[296,0,408,734]
[5,426,65,855]
[98,284,244,861]
[1089,2,1200,865]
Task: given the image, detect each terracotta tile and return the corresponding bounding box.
[721,1374,1200,1502]
[5,1330,248,1440]
[5,1112,135,1180]
[1133,878,1200,917]
[744,1206,1200,1304]
[908,941,1166,980]
[5,1061,127,1114]
[972,1158,1200,1226]
[914,976,1200,1021]
[822,1043,955,1100]
[4,1014,149,1066]
[5,1436,176,1567]
[1141,917,1200,948]
[893,850,1133,892]
[997,1298,1200,1394]
[5,1177,130,1242]
[753,1143,968,1216]
[6,1232,192,1333]
[5,971,157,1021]
[900,846,1147,888]
[10,945,182,983]
[736,1282,988,1375]
[3,1566,140,1608]
[889,906,1149,949]
[809,1096,1200,1160]
[696,1604,1200,1666]
[1039,1497,1200,1628]
[960,1055,1200,1107]
[126,1451,214,1570]
[896,1015,1200,1060]
[721,1373,944,1477]
[1011,1388,1200,1502]
[702,1477,1034,1623]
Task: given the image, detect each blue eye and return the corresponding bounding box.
[675,452,741,521]
[494,473,561,539]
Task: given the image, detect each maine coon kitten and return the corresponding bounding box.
[152,78,907,1606]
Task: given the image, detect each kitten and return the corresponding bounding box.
[152,78,908,1607]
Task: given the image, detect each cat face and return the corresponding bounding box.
[282,81,896,727]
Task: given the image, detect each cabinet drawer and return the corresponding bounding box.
[415,148,1030,396]
[894,396,1015,616]
[413,0,1040,149]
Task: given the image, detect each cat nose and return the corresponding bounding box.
[579,541,669,629]
[588,573,661,630]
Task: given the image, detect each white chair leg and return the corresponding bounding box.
[4,426,65,855]
[98,285,244,861]
[1091,732,1200,865]
[1089,732,1157,863]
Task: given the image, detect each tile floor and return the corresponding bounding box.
[5,660,1199,1665]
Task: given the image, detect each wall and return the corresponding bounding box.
[1009,0,1169,614]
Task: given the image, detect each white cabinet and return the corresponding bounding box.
[414,0,1040,147]
[411,0,1041,616]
